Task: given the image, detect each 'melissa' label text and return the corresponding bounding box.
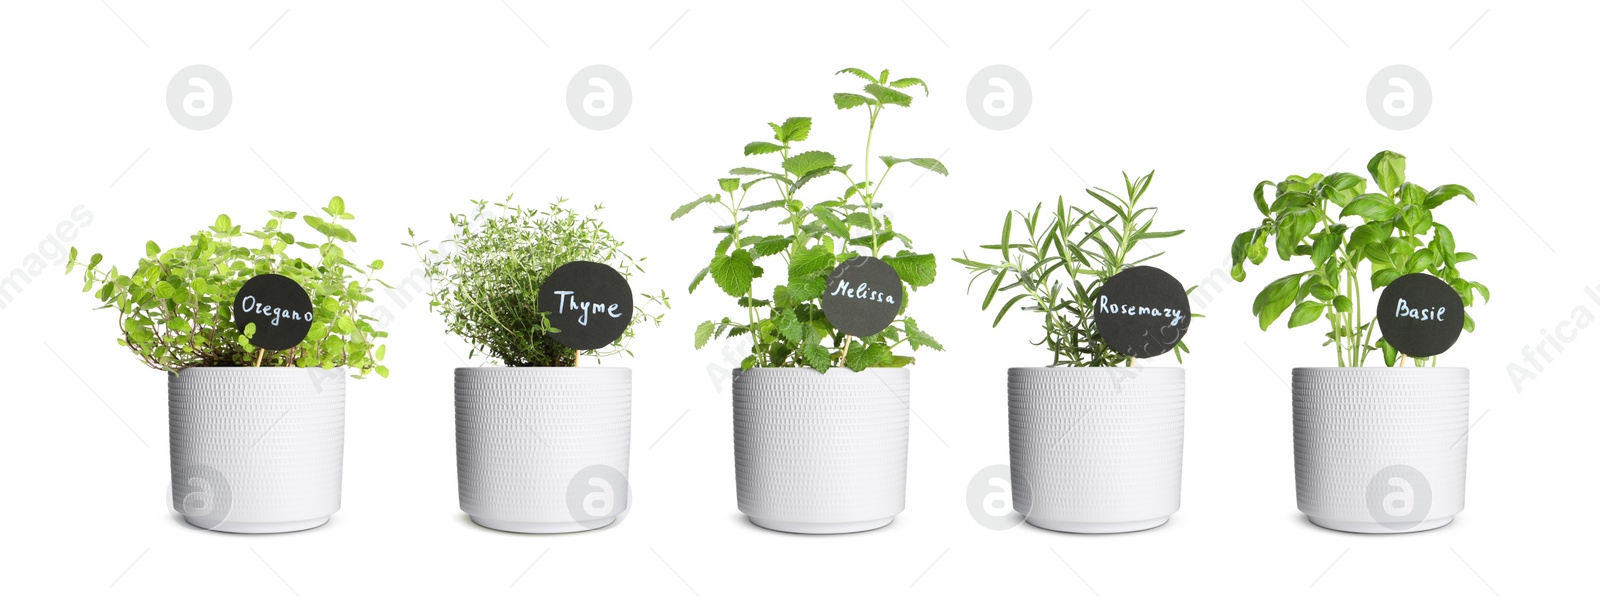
[553,291,622,326]
[829,279,897,304]
[1393,298,1446,322]
[1097,296,1185,326]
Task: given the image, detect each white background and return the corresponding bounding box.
[2,1,1596,595]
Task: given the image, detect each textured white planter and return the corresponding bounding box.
[1293,367,1469,533]
[733,368,910,534]
[455,367,632,533]
[169,367,346,533]
[1008,367,1185,533]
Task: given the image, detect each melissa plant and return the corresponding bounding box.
[408,197,666,367]
[66,197,390,376]
[1229,150,1487,366]
[954,172,1189,366]
[672,67,946,373]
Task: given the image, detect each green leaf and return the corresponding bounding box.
[671,194,720,220]
[1339,194,1399,221]
[801,342,832,373]
[993,293,1028,327]
[718,178,740,193]
[1424,183,1475,208]
[1433,223,1457,254]
[775,311,804,344]
[882,253,937,288]
[145,241,160,258]
[1310,232,1341,266]
[688,266,709,293]
[694,321,715,349]
[888,77,929,95]
[1406,249,1436,274]
[1288,302,1326,328]
[1380,338,1399,366]
[744,141,785,156]
[1252,272,1305,330]
[1470,281,1490,303]
[837,67,876,83]
[1372,268,1403,288]
[782,151,836,178]
[1252,181,1273,215]
[1367,150,1406,196]
[1333,295,1353,313]
[750,235,791,257]
[710,249,756,297]
[863,83,913,107]
[833,92,872,110]
[789,245,835,279]
[905,317,943,351]
[776,117,811,143]
[1398,204,1433,234]
[336,316,356,334]
[327,196,346,216]
[1398,182,1429,206]
[878,156,949,176]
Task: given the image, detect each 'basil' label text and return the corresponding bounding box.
[1376,273,1464,358]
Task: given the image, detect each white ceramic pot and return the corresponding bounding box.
[169,367,346,533]
[733,368,910,534]
[455,367,632,533]
[1008,367,1185,533]
[1293,367,1469,533]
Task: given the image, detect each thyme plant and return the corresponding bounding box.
[673,67,946,372]
[408,197,666,367]
[955,172,1190,367]
[66,197,390,376]
[1229,150,1487,366]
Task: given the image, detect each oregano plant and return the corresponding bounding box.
[66,197,391,376]
[1229,150,1488,366]
[407,197,667,367]
[954,172,1192,366]
[672,67,947,373]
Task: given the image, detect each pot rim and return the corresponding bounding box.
[454,365,631,371]
[1007,365,1184,371]
[734,366,910,377]
[1291,366,1469,372]
[170,366,348,377]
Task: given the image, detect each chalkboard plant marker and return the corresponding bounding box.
[409,197,666,533]
[955,171,1193,533]
[66,197,390,533]
[1229,150,1488,533]
[672,67,947,534]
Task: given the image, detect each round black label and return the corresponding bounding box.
[232,273,314,351]
[538,261,634,351]
[1376,273,1464,358]
[821,256,904,337]
[1092,266,1191,359]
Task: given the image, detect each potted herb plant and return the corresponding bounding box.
[955,172,1193,533]
[410,197,665,533]
[67,197,388,533]
[1229,150,1487,533]
[673,68,946,534]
